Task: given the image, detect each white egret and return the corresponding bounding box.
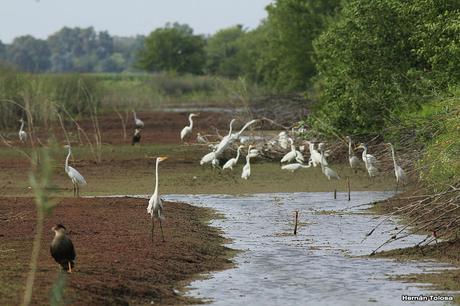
[18,118,27,142]
[281,162,312,173]
[133,111,144,129]
[387,143,408,190]
[241,146,253,180]
[64,145,87,197]
[281,138,304,163]
[213,119,236,156]
[231,119,259,142]
[278,131,289,150]
[147,156,168,242]
[223,145,244,170]
[200,150,216,166]
[356,144,378,178]
[346,136,360,170]
[180,113,198,141]
[248,148,260,158]
[319,144,340,180]
[196,133,207,143]
[306,141,327,167]
[357,143,377,165]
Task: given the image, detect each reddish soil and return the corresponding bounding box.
[0,197,232,305]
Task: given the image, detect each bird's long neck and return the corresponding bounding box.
[133,112,137,121]
[65,147,71,172]
[19,120,24,132]
[227,121,234,137]
[362,147,367,159]
[390,145,397,168]
[237,120,255,137]
[348,140,353,156]
[188,115,194,129]
[246,155,251,168]
[154,158,160,197]
[320,150,325,172]
[236,147,241,160]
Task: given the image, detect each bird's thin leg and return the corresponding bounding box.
[77,184,79,197]
[151,217,155,242]
[73,184,76,197]
[395,181,399,193]
[159,219,165,242]
[68,262,72,273]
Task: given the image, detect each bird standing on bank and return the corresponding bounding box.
[356,144,378,178]
[50,224,76,273]
[18,118,27,142]
[133,111,144,129]
[346,136,360,171]
[132,128,141,145]
[241,146,253,180]
[64,145,87,197]
[147,156,168,242]
[281,162,312,172]
[180,113,198,141]
[223,145,244,170]
[319,143,340,180]
[387,143,407,190]
[281,138,304,163]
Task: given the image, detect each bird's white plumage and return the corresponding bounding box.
[67,166,87,186]
[388,143,408,185]
[133,111,144,128]
[180,113,198,140]
[18,119,27,142]
[241,146,253,180]
[223,146,243,170]
[281,163,311,172]
[147,157,167,220]
[319,144,340,180]
[306,141,327,167]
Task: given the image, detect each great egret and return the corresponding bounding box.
[319,144,340,180]
[18,118,27,142]
[278,131,289,150]
[180,113,198,141]
[196,132,207,143]
[213,119,236,157]
[357,143,377,165]
[132,128,141,145]
[306,141,327,167]
[356,147,377,177]
[281,162,312,173]
[133,111,144,129]
[281,138,304,163]
[231,119,259,142]
[241,146,253,180]
[64,145,87,197]
[147,156,168,242]
[356,144,378,178]
[223,145,244,170]
[346,136,360,170]
[50,224,76,273]
[200,150,216,166]
[387,143,408,190]
[248,148,260,158]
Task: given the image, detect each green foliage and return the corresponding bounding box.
[137,23,206,74]
[49,272,67,306]
[6,35,51,72]
[263,0,341,91]
[205,25,246,78]
[311,0,460,134]
[417,92,460,189]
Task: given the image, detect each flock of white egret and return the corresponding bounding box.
[15,111,408,241]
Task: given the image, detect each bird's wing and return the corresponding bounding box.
[68,166,87,185]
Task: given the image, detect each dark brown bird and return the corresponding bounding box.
[50,224,76,273]
[132,128,141,145]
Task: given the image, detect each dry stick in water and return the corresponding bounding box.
[293,211,299,235]
[334,189,337,200]
[347,177,351,201]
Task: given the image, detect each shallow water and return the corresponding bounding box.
[160,192,455,306]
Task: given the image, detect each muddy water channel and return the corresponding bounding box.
[162,192,454,306]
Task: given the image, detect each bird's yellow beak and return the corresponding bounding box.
[159,156,168,162]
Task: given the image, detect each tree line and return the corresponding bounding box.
[1,0,459,135]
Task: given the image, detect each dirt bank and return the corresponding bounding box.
[0,196,232,305]
[369,191,460,303]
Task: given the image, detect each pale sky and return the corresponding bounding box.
[0,0,273,43]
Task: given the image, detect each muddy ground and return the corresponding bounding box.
[0,196,232,305]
